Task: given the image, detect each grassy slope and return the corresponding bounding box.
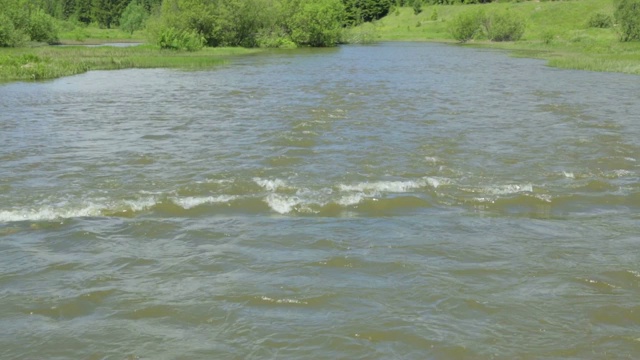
[369,0,640,74]
[0,45,260,83]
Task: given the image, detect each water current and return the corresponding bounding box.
[1,42,639,359]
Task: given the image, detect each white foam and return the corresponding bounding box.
[424,156,439,164]
[425,177,441,189]
[337,193,367,206]
[201,178,235,184]
[485,184,533,195]
[338,177,442,194]
[0,197,158,222]
[339,180,423,193]
[0,204,103,222]
[562,171,575,179]
[612,169,633,177]
[253,177,287,191]
[265,194,300,214]
[259,296,308,305]
[172,195,236,209]
[122,197,157,212]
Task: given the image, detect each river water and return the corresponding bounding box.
[1,42,639,359]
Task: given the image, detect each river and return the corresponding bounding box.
[1,42,639,359]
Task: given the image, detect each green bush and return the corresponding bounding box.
[615,0,640,41]
[288,0,345,47]
[256,28,296,48]
[413,0,422,15]
[153,0,219,46]
[0,13,27,47]
[120,0,149,34]
[485,11,525,41]
[342,22,377,44]
[541,30,555,44]
[157,27,204,51]
[343,0,394,25]
[587,12,613,28]
[448,10,484,43]
[28,9,60,44]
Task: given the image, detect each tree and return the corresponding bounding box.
[75,0,93,23]
[343,0,393,25]
[448,10,483,43]
[120,0,148,34]
[615,0,640,41]
[28,8,59,43]
[0,0,58,46]
[92,0,128,28]
[287,0,345,46]
[149,0,220,46]
[485,10,524,42]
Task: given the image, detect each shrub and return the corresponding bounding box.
[288,0,345,47]
[343,0,394,24]
[541,30,555,44]
[120,0,149,34]
[28,9,59,44]
[587,12,613,28]
[256,28,297,48]
[448,10,484,43]
[341,22,377,44]
[157,27,204,51]
[615,0,640,41]
[413,0,422,15]
[485,11,525,41]
[0,13,27,47]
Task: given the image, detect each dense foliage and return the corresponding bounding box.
[146,0,346,48]
[0,0,59,46]
[615,0,640,41]
[448,10,484,43]
[587,12,613,28]
[485,11,525,41]
[449,9,525,43]
[343,0,394,25]
[120,0,149,34]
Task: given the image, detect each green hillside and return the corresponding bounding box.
[360,0,640,74]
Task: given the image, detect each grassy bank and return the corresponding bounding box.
[366,0,640,74]
[0,45,260,83]
[58,26,146,45]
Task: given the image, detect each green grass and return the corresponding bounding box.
[57,21,146,44]
[0,45,261,82]
[363,0,640,75]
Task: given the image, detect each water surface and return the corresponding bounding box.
[1,43,639,359]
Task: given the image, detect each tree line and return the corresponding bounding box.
[2,0,640,48]
[0,0,396,48]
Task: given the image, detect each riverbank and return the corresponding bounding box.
[1,0,638,83]
[365,0,640,75]
[0,45,260,83]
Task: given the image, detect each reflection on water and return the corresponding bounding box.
[1,43,639,359]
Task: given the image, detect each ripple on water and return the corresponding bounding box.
[1,43,640,359]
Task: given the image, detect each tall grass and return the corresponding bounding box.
[57,21,146,44]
